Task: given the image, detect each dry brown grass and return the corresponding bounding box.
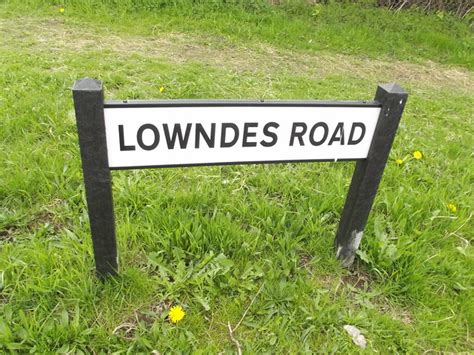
[1,16,473,95]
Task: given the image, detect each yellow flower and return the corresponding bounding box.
[159,86,165,93]
[413,150,423,160]
[395,159,403,165]
[168,305,185,324]
[59,7,65,13]
[447,203,457,213]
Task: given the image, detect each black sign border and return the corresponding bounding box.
[105,100,381,170]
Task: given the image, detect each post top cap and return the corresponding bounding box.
[379,83,407,95]
[73,78,102,91]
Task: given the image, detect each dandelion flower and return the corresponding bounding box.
[447,203,457,213]
[395,159,403,165]
[159,86,165,93]
[413,151,423,160]
[169,305,185,324]
[59,7,65,13]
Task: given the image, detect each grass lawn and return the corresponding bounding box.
[0,1,473,353]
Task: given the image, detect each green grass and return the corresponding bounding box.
[3,0,473,69]
[1,1,473,353]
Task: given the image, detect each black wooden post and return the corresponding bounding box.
[72,78,118,277]
[335,83,408,267]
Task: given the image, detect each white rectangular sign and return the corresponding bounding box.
[104,105,380,169]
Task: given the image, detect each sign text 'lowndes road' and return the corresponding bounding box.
[104,106,380,168]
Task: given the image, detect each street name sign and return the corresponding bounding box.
[104,105,380,168]
[72,78,407,277]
